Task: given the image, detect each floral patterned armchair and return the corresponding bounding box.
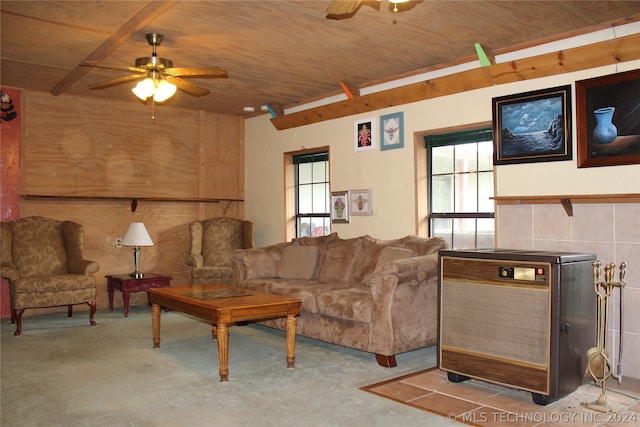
[1,216,99,336]
[185,217,255,285]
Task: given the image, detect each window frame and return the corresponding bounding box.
[424,128,495,249]
[284,147,331,241]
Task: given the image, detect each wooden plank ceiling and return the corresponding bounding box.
[1,1,639,122]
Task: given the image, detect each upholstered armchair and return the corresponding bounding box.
[1,216,99,336]
[186,217,255,285]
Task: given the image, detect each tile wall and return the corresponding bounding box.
[497,202,640,381]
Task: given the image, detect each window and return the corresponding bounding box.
[425,129,494,249]
[293,151,330,238]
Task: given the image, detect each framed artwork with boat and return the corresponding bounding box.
[492,85,572,165]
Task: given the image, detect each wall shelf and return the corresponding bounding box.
[22,194,244,212]
[491,193,640,216]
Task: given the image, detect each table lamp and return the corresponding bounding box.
[121,221,154,278]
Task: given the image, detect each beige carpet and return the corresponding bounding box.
[2,308,456,427]
[362,367,640,426]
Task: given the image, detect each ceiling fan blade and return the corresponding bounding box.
[326,0,363,16]
[82,61,147,74]
[89,74,147,90]
[164,76,210,97]
[163,67,228,78]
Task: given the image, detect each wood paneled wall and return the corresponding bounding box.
[16,90,245,315]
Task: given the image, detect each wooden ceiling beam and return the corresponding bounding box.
[50,1,178,96]
[489,32,640,85]
[271,32,640,130]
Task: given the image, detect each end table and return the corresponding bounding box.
[106,273,172,317]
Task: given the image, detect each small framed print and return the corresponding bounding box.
[350,189,372,216]
[380,112,404,150]
[331,191,349,223]
[354,117,376,152]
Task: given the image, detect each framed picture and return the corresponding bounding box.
[576,69,640,168]
[350,189,372,216]
[380,112,404,150]
[354,117,376,152]
[492,85,572,165]
[331,191,349,223]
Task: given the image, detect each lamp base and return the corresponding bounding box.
[130,246,144,279]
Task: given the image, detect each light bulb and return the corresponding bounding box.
[132,78,155,100]
[153,80,177,103]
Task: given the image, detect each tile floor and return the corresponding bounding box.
[362,368,640,426]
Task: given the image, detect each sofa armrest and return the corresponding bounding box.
[1,261,19,281]
[232,244,287,284]
[185,254,204,268]
[367,253,440,355]
[369,253,437,279]
[68,258,100,275]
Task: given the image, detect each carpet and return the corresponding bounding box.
[362,367,640,426]
[2,307,457,427]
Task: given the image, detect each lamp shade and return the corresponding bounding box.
[153,80,177,102]
[131,78,177,103]
[131,78,155,101]
[121,222,154,247]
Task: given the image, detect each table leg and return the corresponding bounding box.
[216,323,229,382]
[123,288,130,317]
[151,303,161,348]
[286,314,297,368]
[107,281,114,312]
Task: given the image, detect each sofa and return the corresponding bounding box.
[231,233,447,367]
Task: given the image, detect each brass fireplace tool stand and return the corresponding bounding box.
[583,260,626,413]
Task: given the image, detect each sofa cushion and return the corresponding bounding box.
[13,274,96,293]
[360,246,416,285]
[374,236,406,249]
[375,246,415,270]
[315,285,373,323]
[234,244,287,280]
[317,237,359,282]
[292,232,338,247]
[292,232,338,279]
[241,278,348,314]
[276,246,319,280]
[348,236,383,283]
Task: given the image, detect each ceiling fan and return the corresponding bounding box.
[326,0,410,17]
[82,33,228,103]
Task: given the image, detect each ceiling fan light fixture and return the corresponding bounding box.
[131,78,177,103]
[153,80,177,103]
[390,0,409,12]
[132,78,155,100]
[86,32,225,115]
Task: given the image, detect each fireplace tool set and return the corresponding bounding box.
[583,260,626,413]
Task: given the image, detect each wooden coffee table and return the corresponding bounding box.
[147,283,301,382]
